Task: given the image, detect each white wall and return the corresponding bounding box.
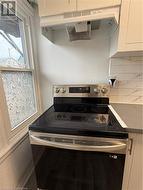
[38,20,143,109]
[38,22,111,110]
[0,135,33,189]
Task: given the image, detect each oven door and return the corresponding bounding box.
[30,132,127,190]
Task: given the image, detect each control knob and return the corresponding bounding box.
[60,88,66,93]
[101,87,108,94]
[55,88,60,93]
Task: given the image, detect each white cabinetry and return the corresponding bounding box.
[77,0,121,11]
[122,133,143,190]
[38,0,76,16]
[38,0,121,17]
[110,0,143,57]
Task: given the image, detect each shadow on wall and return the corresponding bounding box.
[0,135,34,189]
[39,74,53,111]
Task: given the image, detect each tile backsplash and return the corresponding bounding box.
[109,57,143,104]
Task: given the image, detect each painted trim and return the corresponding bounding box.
[0,0,42,157]
[0,67,33,72]
[0,132,28,164]
[16,0,34,17]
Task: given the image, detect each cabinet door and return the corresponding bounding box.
[128,134,143,190]
[118,0,143,52]
[77,0,121,11]
[122,134,143,190]
[38,0,76,17]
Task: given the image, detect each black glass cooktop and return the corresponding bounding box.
[29,98,128,139]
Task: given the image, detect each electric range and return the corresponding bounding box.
[29,84,128,139]
[29,84,128,190]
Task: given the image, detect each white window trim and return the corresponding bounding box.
[0,0,42,150]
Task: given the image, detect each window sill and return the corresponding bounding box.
[0,132,28,164]
[9,111,41,140]
[0,111,41,163]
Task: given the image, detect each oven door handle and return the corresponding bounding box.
[30,135,127,153]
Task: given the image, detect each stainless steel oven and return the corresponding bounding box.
[29,84,128,190]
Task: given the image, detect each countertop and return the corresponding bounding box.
[109,103,143,134]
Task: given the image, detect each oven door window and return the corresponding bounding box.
[32,145,125,190]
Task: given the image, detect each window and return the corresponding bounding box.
[0,18,27,68]
[1,71,36,128]
[0,7,41,138]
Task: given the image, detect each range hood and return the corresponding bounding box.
[40,6,120,42]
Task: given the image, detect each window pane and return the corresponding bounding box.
[1,71,37,128]
[0,18,29,68]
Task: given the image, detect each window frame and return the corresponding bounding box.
[0,1,42,142]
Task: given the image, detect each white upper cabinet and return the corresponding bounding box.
[119,0,143,51]
[38,0,76,17]
[110,0,143,57]
[77,0,121,11]
[38,0,121,17]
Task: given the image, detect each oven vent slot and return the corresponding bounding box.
[64,10,91,19]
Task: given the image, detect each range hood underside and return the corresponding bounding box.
[40,6,119,42]
[41,19,116,42]
[40,6,120,27]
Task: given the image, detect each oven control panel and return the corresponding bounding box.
[53,84,110,97]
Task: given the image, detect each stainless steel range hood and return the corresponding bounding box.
[66,20,101,41]
[40,6,120,42]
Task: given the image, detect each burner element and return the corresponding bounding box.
[55,112,109,125]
